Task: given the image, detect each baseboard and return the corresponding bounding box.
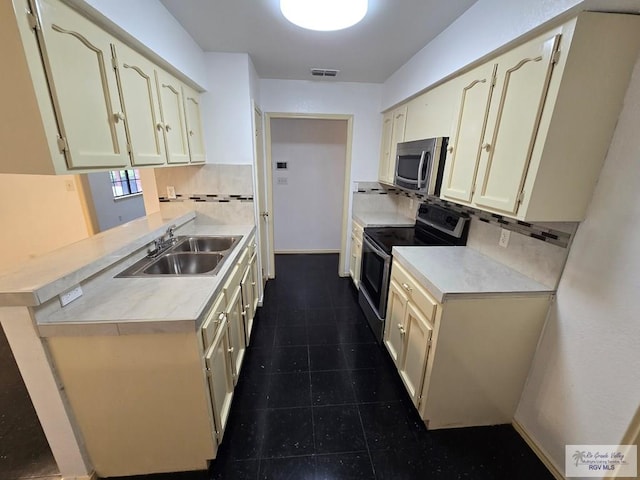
[62,472,97,480]
[274,249,340,254]
[512,420,565,480]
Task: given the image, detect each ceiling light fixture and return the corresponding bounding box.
[280,0,368,32]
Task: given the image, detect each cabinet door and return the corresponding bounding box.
[378,111,394,184]
[155,70,190,164]
[240,264,254,345]
[399,301,433,408]
[384,279,408,368]
[225,285,246,384]
[204,317,234,445]
[473,34,561,214]
[249,253,260,315]
[386,105,408,182]
[440,63,497,204]
[182,85,206,163]
[113,43,166,166]
[38,0,129,169]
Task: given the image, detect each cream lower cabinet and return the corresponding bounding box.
[204,314,234,445]
[349,221,364,287]
[384,260,551,429]
[441,13,640,221]
[240,252,259,345]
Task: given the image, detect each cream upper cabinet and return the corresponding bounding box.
[377,111,394,184]
[37,0,129,170]
[440,63,496,204]
[183,85,207,164]
[473,34,560,214]
[377,105,407,185]
[112,43,166,166]
[404,81,459,142]
[440,13,640,221]
[1,0,207,174]
[156,70,191,165]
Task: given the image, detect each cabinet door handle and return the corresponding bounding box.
[156,122,165,131]
[447,145,454,153]
[113,112,125,123]
[398,324,406,336]
[215,312,225,324]
[401,283,412,293]
[228,347,234,354]
[482,142,491,152]
[189,129,195,136]
[165,123,172,132]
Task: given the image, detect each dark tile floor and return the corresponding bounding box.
[0,253,554,480]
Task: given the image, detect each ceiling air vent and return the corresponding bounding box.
[310,68,340,78]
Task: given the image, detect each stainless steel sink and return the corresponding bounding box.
[143,253,224,275]
[116,235,241,277]
[170,235,241,253]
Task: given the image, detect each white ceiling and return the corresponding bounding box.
[159,0,479,83]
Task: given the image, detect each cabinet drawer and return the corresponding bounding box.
[391,262,438,323]
[201,292,226,350]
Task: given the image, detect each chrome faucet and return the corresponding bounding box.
[147,225,177,258]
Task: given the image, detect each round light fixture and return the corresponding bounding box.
[280,0,368,31]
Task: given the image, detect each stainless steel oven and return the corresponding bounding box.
[359,234,391,337]
[358,204,469,343]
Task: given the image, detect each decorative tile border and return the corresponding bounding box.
[354,185,574,248]
[159,193,254,203]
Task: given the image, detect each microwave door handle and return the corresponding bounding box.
[416,151,427,190]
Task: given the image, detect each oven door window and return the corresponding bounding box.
[396,152,430,184]
[360,241,387,313]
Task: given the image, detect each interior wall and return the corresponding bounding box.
[201,53,255,165]
[515,52,640,474]
[0,174,89,272]
[83,172,146,232]
[382,0,640,110]
[82,0,207,88]
[271,118,347,252]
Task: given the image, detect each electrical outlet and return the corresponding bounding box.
[167,186,176,199]
[499,228,511,248]
[59,285,83,307]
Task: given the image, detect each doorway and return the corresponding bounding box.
[263,114,353,276]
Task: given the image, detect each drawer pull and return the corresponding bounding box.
[401,283,412,293]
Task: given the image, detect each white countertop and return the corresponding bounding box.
[393,246,554,303]
[0,211,196,307]
[353,212,415,227]
[35,222,255,336]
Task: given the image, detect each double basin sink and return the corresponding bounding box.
[117,235,242,277]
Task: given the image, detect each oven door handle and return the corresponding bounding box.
[416,150,427,190]
[363,234,391,260]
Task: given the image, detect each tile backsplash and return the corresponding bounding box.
[353,182,576,288]
[154,164,255,225]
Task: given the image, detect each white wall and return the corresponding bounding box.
[84,172,146,232]
[382,0,640,110]
[260,80,383,181]
[201,53,255,165]
[271,119,347,252]
[515,53,640,475]
[82,0,207,88]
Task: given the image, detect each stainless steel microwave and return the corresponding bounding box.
[394,137,448,195]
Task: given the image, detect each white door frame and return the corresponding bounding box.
[264,112,354,277]
[251,103,269,300]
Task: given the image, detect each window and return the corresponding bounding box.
[109,169,142,198]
